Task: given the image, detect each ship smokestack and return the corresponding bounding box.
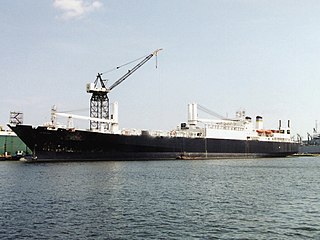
[112,102,119,122]
[110,102,119,132]
[188,103,198,125]
[245,116,252,122]
[279,120,282,129]
[256,116,263,129]
[288,120,290,128]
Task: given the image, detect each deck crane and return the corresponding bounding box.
[86,48,162,130]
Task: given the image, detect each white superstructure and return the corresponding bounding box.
[45,102,295,143]
[181,103,294,142]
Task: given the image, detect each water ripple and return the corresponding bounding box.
[0,157,320,239]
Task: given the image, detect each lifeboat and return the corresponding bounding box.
[256,129,273,136]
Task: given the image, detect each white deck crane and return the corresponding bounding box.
[86,49,162,130]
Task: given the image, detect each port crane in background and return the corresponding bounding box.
[86,49,162,130]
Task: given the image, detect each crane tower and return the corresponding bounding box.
[86,49,162,130]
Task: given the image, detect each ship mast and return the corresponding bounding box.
[86,49,162,130]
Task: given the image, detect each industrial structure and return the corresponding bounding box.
[86,49,162,130]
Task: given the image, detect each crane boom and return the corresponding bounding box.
[87,48,162,130]
[109,48,162,91]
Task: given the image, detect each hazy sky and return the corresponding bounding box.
[1,0,320,138]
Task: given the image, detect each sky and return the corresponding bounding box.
[1,0,320,139]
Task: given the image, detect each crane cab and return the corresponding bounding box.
[86,83,108,93]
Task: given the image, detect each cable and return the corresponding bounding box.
[197,104,226,119]
[101,54,148,75]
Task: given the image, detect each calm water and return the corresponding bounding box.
[0,157,319,239]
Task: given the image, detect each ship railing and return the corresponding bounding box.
[256,136,294,142]
[173,130,204,138]
[272,137,294,142]
[199,119,249,129]
[148,130,171,137]
[205,124,246,132]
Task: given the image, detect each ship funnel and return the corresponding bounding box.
[110,102,119,132]
[256,116,263,129]
[111,102,118,122]
[51,105,57,127]
[188,103,198,125]
[245,116,252,122]
[288,120,290,128]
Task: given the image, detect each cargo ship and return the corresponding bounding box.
[9,103,299,161]
[8,50,299,161]
[0,125,31,160]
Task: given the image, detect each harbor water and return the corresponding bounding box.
[1,157,319,239]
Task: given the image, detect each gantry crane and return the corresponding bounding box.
[86,48,162,130]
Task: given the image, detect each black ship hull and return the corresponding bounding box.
[10,125,299,161]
